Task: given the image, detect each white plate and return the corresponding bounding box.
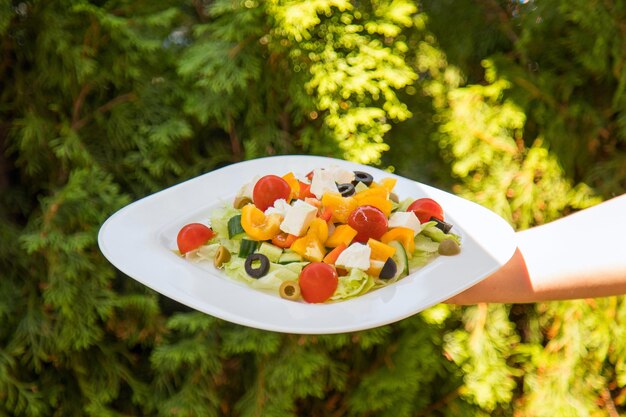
[98,155,516,334]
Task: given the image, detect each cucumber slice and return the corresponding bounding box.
[258,242,284,263]
[227,215,245,239]
[238,239,258,258]
[277,250,304,264]
[387,240,409,281]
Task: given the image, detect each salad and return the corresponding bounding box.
[175,167,461,303]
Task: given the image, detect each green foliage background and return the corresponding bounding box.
[1,0,626,416]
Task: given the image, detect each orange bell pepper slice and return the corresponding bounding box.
[367,259,385,278]
[369,177,397,193]
[323,243,347,265]
[282,172,300,201]
[326,224,358,248]
[367,238,397,261]
[380,227,415,258]
[240,204,282,241]
[354,187,392,217]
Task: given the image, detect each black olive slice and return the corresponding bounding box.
[430,217,453,234]
[352,171,374,186]
[245,253,270,278]
[337,183,355,197]
[379,257,397,280]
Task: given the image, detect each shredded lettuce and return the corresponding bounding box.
[222,258,307,291]
[414,234,440,253]
[421,222,461,244]
[185,243,221,262]
[330,269,376,301]
[408,251,436,271]
[207,204,242,253]
[210,205,241,238]
[396,197,413,212]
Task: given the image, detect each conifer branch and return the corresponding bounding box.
[475,0,519,44]
[193,0,208,22]
[72,92,136,131]
[0,124,9,190]
[470,129,518,155]
[0,36,12,82]
[414,388,461,417]
[227,114,242,161]
[72,83,94,129]
[602,387,620,417]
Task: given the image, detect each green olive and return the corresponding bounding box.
[438,238,461,256]
[233,196,253,209]
[279,280,301,301]
[389,192,399,203]
[213,245,231,268]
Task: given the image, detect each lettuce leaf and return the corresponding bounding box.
[330,269,376,301]
[222,258,306,291]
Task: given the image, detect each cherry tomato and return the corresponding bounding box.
[253,175,292,211]
[177,223,215,254]
[271,232,298,249]
[298,262,338,303]
[347,205,388,243]
[406,198,444,223]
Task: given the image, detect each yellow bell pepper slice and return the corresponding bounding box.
[307,217,329,244]
[378,178,397,193]
[290,217,328,262]
[354,186,388,200]
[380,227,415,258]
[240,204,282,241]
[354,187,392,217]
[326,224,358,248]
[282,172,299,201]
[321,192,358,224]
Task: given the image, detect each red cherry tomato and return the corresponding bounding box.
[177,223,215,254]
[253,175,292,211]
[347,205,388,243]
[299,262,338,303]
[271,232,298,249]
[406,198,444,223]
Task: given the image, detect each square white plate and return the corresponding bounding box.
[98,155,516,334]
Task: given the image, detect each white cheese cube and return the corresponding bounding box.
[264,199,291,217]
[335,243,371,270]
[388,211,422,236]
[310,168,339,199]
[279,200,318,236]
[235,176,259,200]
[327,166,355,184]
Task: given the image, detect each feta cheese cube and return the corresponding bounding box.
[264,199,291,217]
[327,166,355,184]
[310,168,339,199]
[235,176,259,200]
[335,243,371,270]
[388,211,422,236]
[280,200,318,236]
